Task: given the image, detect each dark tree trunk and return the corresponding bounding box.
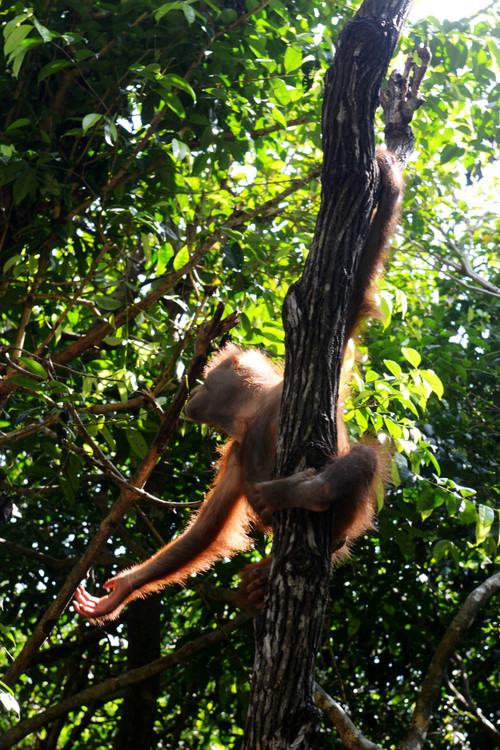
[113,595,161,750]
[243,1,414,748]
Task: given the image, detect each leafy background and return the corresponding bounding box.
[0,0,499,747]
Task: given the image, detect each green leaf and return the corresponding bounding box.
[390,460,401,488]
[82,113,104,133]
[75,49,94,62]
[283,46,302,73]
[417,485,446,519]
[126,429,149,459]
[4,24,33,56]
[456,499,477,525]
[384,360,402,378]
[419,370,444,400]
[59,475,76,504]
[219,227,243,241]
[220,8,238,24]
[5,118,31,132]
[379,294,392,328]
[12,47,29,77]
[82,377,93,398]
[3,254,23,274]
[47,380,72,394]
[271,78,291,106]
[432,539,455,563]
[156,243,174,274]
[475,504,495,545]
[62,32,85,46]
[354,408,368,430]
[487,39,500,67]
[440,144,465,164]
[13,169,37,204]
[426,450,441,476]
[8,375,43,390]
[154,0,198,23]
[141,233,152,264]
[173,245,190,271]
[38,59,72,82]
[18,357,47,379]
[171,138,188,160]
[100,425,117,452]
[183,4,196,24]
[155,2,184,20]
[3,13,32,40]
[33,17,54,42]
[401,347,421,368]
[104,118,117,146]
[163,93,186,118]
[96,296,122,310]
[271,107,287,128]
[162,73,196,102]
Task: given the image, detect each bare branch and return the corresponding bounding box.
[4,251,49,373]
[187,115,312,148]
[399,571,500,750]
[444,655,500,747]
[314,684,384,750]
[33,242,112,355]
[63,435,202,510]
[409,238,500,299]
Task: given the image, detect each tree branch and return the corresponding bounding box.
[4,251,49,372]
[0,537,118,571]
[1,304,237,687]
[444,656,500,746]
[314,684,384,750]
[409,238,500,299]
[63,0,272,214]
[399,571,500,750]
[0,612,252,749]
[42,168,318,368]
[243,2,415,746]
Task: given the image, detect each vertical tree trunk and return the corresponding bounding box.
[243,2,414,747]
[113,596,161,750]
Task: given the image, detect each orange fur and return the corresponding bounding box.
[205,342,283,388]
[86,442,259,624]
[74,150,402,623]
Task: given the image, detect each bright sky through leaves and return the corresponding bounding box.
[411,0,493,20]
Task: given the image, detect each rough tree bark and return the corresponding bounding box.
[112,596,161,750]
[243,1,415,748]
